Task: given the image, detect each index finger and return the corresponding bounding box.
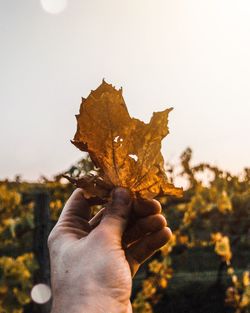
[57,188,91,225]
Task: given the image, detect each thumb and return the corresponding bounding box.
[100,187,132,238]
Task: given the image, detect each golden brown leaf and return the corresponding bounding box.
[71,80,183,199]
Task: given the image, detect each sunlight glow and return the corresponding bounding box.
[40,0,67,14]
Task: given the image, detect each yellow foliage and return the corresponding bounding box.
[2,218,16,227]
[228,267,234,275]
[132,297,153,313]
[0,285,8,294]
[148,260,163,274]
[211,232,223,243]
[242,271,250,287]
[215,237,232,263]
[13,288,30,305]
[240,293,250,308]
[212,233,232,264]
[0,185,21,210]
[217,190,232,213]
[50,199,63,220]
[232,275,238,284]
[178,235,189,245]
[158,277,168,289]
[50,199,62,210]
[183,206,197,226]
[142,279,157,298]
[160,233,176,256]
[0,253,36,312]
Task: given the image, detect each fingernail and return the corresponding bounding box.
[112,187,131,205]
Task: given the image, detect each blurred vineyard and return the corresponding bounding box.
[0,148,249,313]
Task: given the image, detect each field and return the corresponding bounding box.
[0,148,249,313]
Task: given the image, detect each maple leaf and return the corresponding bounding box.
[70,80,183,200]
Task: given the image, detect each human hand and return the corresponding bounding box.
[48,187,172,313]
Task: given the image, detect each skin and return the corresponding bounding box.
[48,187,172,313]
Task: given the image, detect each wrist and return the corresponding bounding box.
[51,294,131,313]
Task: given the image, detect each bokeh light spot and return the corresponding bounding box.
[40,0,68,15]
[31,284,51,304]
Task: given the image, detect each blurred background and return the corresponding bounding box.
[0,1,249,312]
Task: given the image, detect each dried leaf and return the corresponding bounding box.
[71,80,183,199]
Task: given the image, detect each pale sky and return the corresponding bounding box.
[1,0,250,181]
